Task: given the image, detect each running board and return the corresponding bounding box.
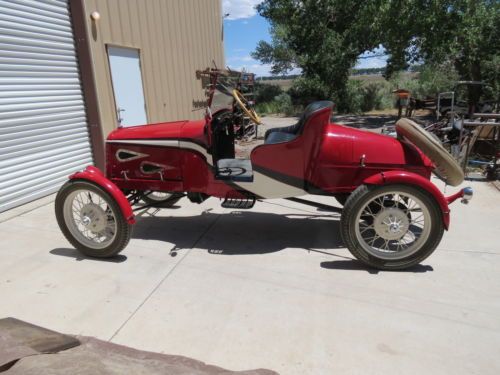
[221,196,256,209]
[286,197,343,213]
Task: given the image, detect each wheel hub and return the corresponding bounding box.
[374,207,409,240]
[80,203,107,233]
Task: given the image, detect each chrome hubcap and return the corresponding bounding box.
[82,215,91,226]
[373,207,409,240]
[80,203,107,233]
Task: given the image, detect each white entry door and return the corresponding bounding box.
[107,47,147,126]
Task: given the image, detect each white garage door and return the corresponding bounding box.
[0,0,93,213]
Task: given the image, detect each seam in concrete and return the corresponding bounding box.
[108,213,222,342]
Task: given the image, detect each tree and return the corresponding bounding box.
[383,0,500,104]
[253,0,384,111]
[253,0,500,109]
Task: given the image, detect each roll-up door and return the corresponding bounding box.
[0,0,93,212]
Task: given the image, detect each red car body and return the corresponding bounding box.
[72,104,458,228]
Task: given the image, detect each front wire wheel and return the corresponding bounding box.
[341,184,444,270]
[55,180,131,258]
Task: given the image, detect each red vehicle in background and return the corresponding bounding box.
[55,69,472,270]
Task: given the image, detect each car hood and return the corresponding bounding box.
[107,120,188,140]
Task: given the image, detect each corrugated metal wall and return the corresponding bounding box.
[82,0,225,138]
[0,0,93,212]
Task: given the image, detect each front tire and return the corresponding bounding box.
[55,180,131,258]
[340,184,444,270]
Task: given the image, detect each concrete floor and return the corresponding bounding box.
[0,179,499,374]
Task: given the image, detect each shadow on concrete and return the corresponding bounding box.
[321,260,433,274]
[132,210,345,256]
[49,248,127,263]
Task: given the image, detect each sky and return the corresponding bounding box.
[222,0,388,77]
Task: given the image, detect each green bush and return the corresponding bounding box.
[361,82,393,112]
[481,55,500,102]
[289,76,330,106]
[256,62,463,115]
[288,76,390,114]
[255,83,283,103]
[255,101,280,115]
[255,93,295,116]
[390,63,459,99]
[335,80,364,114]
[274,93,294,115]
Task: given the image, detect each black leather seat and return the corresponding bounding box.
[264,101,334,144]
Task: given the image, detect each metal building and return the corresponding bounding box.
[0,0,225,213]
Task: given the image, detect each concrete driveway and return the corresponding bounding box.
[0,179,499,374]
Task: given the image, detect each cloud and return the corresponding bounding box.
[223,0,261,20]
[355,56,387,69]
[227,55,256,64]
[355,45,388,69]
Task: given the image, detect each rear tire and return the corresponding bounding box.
[55,180,131,258]
[141,191,183,208]
[340,184,444,270]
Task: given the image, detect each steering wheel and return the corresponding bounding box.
[232,89,262,124]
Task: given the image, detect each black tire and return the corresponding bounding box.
[340,184,444,270]
[55,180,131,258]
[141,192,183,208]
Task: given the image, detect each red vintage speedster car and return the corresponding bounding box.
[55,70,472,270]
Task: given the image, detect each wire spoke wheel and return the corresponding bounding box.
[55,181,131,258]
[341,184,444,270]
[141,191,183,207]
[355,192,430,260]
[146,191,174,201]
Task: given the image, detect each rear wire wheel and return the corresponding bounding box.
[55,180,131,258]
[340,184,444,270]
[141,191,183,208]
